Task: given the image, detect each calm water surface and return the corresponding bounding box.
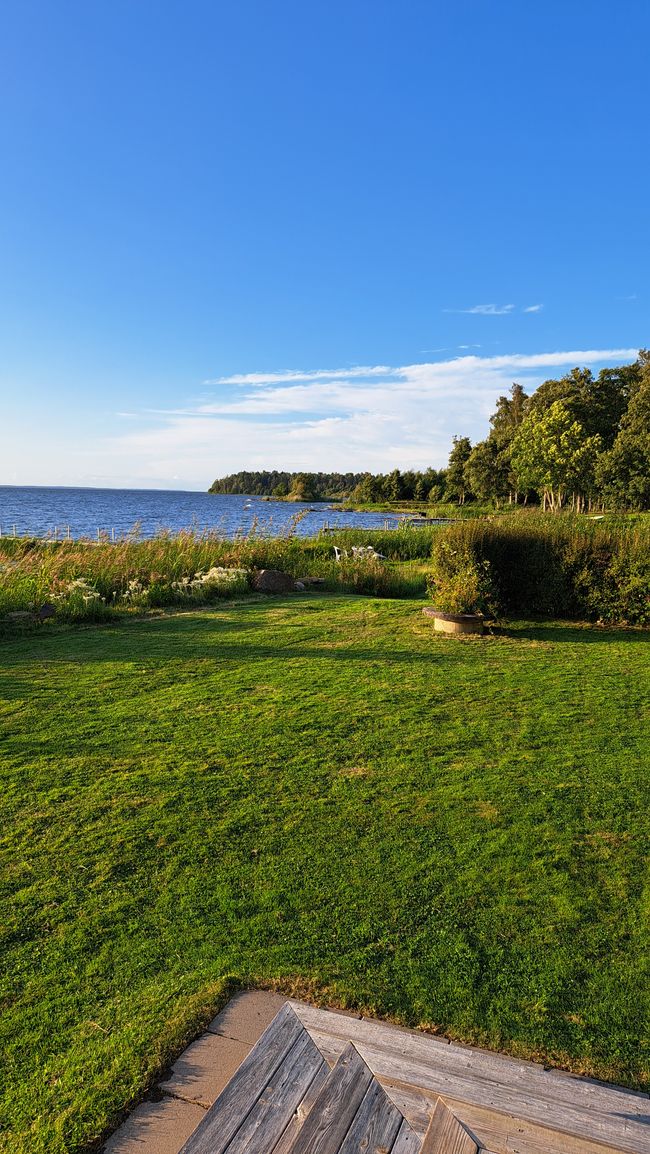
[0,486,400,540]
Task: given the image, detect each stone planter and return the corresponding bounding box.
[422,607,484,635]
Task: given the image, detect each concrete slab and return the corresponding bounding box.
[207,989,287,1044]
[103,1095,205,1154]
[158,1031,252,1108]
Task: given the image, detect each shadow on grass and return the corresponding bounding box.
[497,623,650,645]
[1,602,648,674]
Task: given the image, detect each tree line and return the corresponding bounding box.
[209,351,650,510]
[450,349,649,511]
[208,470,367,501]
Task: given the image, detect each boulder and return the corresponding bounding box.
[251,569,296,593]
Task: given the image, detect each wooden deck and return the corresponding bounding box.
[180,1001,650,1154]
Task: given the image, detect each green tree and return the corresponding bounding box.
[511,401,603,511]
[385,469,404,502]
[445,436,473,504]
[527,363,638,449]
[490,383,528,443]
[596,354,650,510]
[289,473,320,501]
[463,438,510,504]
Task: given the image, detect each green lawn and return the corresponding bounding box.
[1,596,649,1152]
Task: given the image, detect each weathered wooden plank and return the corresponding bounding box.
[271,1062,331,1154]
[392,1120,424,1154]
[180,1003,304,1154]
[376,1082,639,1154]
[290,1004,649,1123]
[337,1075,403,1153]
[223,1024,327,1154]
[420,1099,478,1154]
[296,1020,649,1154]
[286,1043,374,1154]
[443,1098,644,1154]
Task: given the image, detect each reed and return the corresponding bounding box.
[0,527,428,622]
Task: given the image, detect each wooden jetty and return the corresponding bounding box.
[180,1001,650,1154]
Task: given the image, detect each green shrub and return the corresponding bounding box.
[429,517,649,623]
[426,542,498,615]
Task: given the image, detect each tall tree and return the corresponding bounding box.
[527,364,637,449]
[487,382,529,502]
[489,382,529,443]
[445,436,473,504]
[596,353,650,510]
[511,401,602,511]
[463,438,510,504]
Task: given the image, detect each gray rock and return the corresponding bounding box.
[251,569,296,593]
[294,581,306,591]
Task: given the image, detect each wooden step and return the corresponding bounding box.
[179,1004,327,1154]
[421,1099,478,1154]
[289,1002,650,1154]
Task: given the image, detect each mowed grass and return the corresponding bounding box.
[1,596,649,1152]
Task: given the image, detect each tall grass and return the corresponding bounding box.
[1,516,647,625]
[326,525,441,559]
[0,529,428,623]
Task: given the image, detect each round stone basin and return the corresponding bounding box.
[422,607,484,634]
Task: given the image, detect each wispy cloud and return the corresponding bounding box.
[99,348,638,487]
[445,303,515,315]
[446,303,544,315]
[204,365,392,387]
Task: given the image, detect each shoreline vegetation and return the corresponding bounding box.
[209,351,650,513]
[1,514,648,626]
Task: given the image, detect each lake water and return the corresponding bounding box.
[0,486,401,540]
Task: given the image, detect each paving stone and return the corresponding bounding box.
[207,989,288,1044]
[102,1095,205,1153]
[159,1031,252,1108]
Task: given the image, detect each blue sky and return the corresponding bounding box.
[1,0,647,489]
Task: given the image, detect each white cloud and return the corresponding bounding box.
[523,304,543,313]
[204,365,392,387]
[98,347,638,487]
[445,303,515,315]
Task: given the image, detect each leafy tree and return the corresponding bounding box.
[385,469,404,502]
[289,473,320,501]
[527,364,638,450]
[596,354,650,510]
[463,438,510,504]
[445,436,473,504]
[489,383,528,444]
[511,401,602,511]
